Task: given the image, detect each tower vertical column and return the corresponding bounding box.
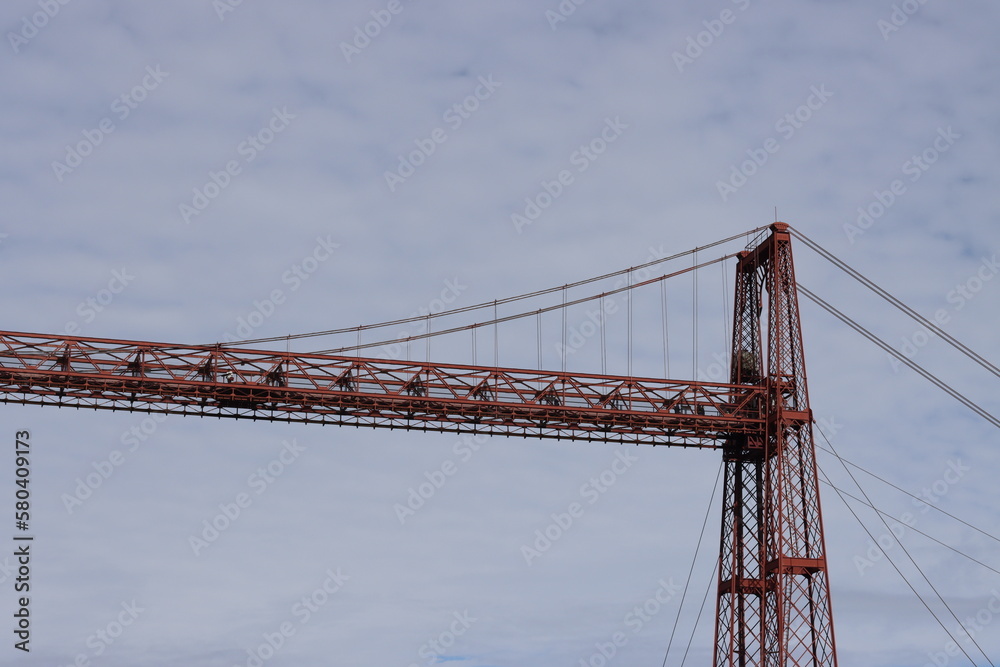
[714,223,837,667]
[715,246,767,666]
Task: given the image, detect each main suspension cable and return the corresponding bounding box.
[312,254,738,356]
[217,226,769,349]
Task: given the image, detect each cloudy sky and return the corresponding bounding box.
[1,1,998,665]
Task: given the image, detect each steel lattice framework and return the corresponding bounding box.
[715,224,836,666]
[0,222,836,665]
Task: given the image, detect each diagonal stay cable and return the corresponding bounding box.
[816,425,995,666]
[790,227,999,379]
[798,283,1000,429]
[679,556,720,667]
[662,461,723,667]
[815,443,1000,546]
[820,480,1000,577]
[814,457,980,663]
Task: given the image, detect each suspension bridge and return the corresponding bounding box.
[1,223,996,666]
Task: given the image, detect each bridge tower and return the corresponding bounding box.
[714,223,837,666]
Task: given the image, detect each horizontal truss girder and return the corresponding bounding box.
[0,331,763,446]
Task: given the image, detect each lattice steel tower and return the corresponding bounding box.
[715,223,836,666]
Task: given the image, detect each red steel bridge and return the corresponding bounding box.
[1,222,995,665]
